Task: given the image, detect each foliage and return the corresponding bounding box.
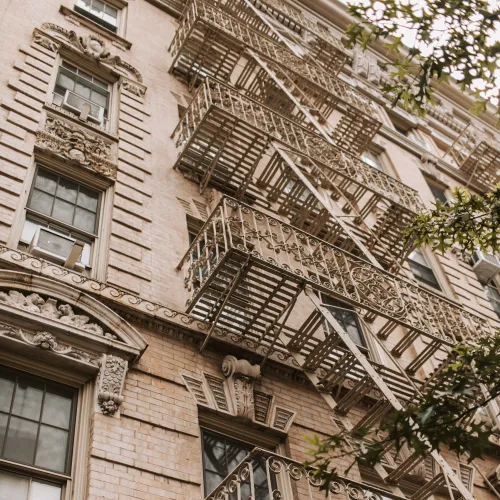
[307,333,500,490]
[405,185,500,254]
[344,0,500,117]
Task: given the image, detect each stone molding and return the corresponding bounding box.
[35,114,117,180]
[120,76,147,98]
[33,25,145,88]
[181,357,296,433]
[96,354,128,416]
[0,323,99,366]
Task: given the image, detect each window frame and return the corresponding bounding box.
[74,0,121,33]
[201,429,277,497]
[361,149,384,172]
[484,279,500,319]
[19,164,103,272]
[0,365,79,499]
[52,61,111,128]
[425,178,448,205]
[407,248,442,291]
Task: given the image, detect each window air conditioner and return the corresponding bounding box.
[62,90,105,125]
[29,227,86,272]
[471,249,500,283]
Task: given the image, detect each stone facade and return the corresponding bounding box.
[0,0,499,499]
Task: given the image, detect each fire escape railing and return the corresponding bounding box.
[204,448,407,500]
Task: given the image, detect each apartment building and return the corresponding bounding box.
[0,0,499,498]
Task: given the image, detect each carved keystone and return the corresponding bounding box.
[96,354,127,416]
[222,355,260,420]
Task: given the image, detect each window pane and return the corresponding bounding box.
[30,481,62,500]
[74,81,91,100]
[0,412,8,450]
[74,207,96,233]
[203,435,226,474]
[408,249,427,266]
[104,4,118,17]
[3,416,39,464]
[35,426,69,472]
[42,390,73,429]
[204,471,225,496]
[52,199,75,225]
[77,186,99,211]
[0,470,30,500]
[90,89,107,108]
[34,170,58,194]
[0,371,15,411]
[62,61,77,72]
[93,0,105,10]
[227,442,250,471]
[29,190,54,215]
[12,379,44,420]
[56,72,75,92]
[56,178,78,203]
[77,69,93,82]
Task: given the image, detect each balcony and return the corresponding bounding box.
[173,78,422,268]
[204,448,407,500]
[178,197,494,377]
[449,125,500,188]
[205,0,349,74]
[168,0,380,153]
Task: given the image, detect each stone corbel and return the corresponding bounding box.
[222,355,260,420]
[119,76,147,98]
[96,354,128,416]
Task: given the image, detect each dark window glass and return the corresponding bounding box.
[320,295,366,348]
[408,249,441,290]
[28,167,100,235]
[485,281,500,319]
[75,0,118,32]
[202,431,275,499]
[427,182,448,204]
[0,367,76,474]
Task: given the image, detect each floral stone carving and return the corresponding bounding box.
[222,355,260,420]
[96,354,128,415]
[36,116,117,179]
[0,324,99,365]
[0,289,120,341]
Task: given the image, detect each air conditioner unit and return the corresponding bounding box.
[62,90,105,125]
[29,227,86,273]
[471,249,500,283]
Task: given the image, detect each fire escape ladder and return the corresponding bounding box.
[411,473,446,500]
[274,287,477,500]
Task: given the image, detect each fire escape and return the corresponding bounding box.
[167,1,497,498]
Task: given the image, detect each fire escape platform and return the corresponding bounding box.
[459,140,500,188]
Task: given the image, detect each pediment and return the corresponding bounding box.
[0,270,147,361]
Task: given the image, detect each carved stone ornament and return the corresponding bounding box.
[222,355,260,420]
[120,77,146,98]
[0,289,121,341]
[0,324,99,365]
[33,32,60,52]
[36,115,117,179]
[37,25,144,85]
[96,354,128,416]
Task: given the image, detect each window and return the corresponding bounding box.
[484,281,500,318]
[202,431,275,498]
[408,249,441,290]
[74,0,118,32]
[361,150,383,171]
[19,166,101,271]
[320,294,366,349]
[52,62,110,126]
[426,181,448,204]
[0,367,76,499]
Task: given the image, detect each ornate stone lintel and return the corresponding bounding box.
[35,115,117,180]
[96,354,128,416]
[222,355,260,420]
[120,76,147,98]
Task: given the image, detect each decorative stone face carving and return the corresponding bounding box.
[36,115,117,179]
[222,355,260,420]
[0,289,120,340]
[0,324,99,365]
[96,354,128,416]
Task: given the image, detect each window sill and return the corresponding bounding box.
[0,458,71,482]
[59,5,132,50]
[43,102,119,142]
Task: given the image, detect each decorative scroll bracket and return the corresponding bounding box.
[222,355,260,420]
[96,354,128,416]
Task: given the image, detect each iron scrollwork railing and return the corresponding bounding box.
[170,0,378,121]
[179,197,493,346]
[205,448,404,500]
[173,78,423,214]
